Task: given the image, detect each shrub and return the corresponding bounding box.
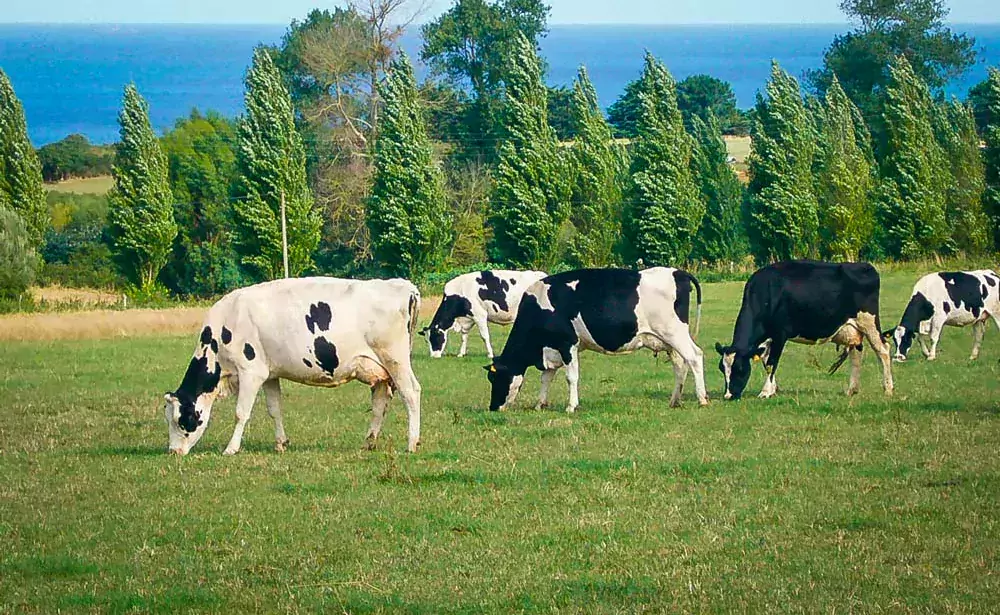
[0,207,38,300]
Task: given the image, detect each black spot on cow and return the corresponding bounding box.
[210,339,219,354]
[303,358,313,368]
[425,294,473,353]
[314,336,339,374]
[221,327,232,345]
[943,302,951,314]
[938,272,986,319]
[305,302,333,334]
[200,326,213,346]
[173,355,221,433]
[986,275,998,287]
[243,343,256,361]
[510,278,517,285]
[477,270,511,312]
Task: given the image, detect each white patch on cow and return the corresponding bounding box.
[571,314,602,351]
[530,282,556,312]
[541,347,564,369]
[502,374,525,410]
[722,353,734,399]
[567,280,580,290]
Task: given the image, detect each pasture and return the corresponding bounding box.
[1,269,998,613]
[44,175,114,195]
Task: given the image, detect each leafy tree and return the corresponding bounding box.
[745,62,819,264]
[984,67,1000,251]
[690,111,747,264]
[106,84,178,290]
[421,0,550,163]
[234,48,321,280]
[611,74,747,137]
[0,206,36,300]
[968,78,991,137]
[875,55,949,258]
[623,53,704,267]
[160,109,244,296]
[932,98,988,254]
[444,162,492,266]
[37,134,113,182]
[814,75,875,260]
[607,78,643,138]
[566,66,625,268]
[547,85,577,141]
[367,54,451,278]
[807,0,977,142]
[0,69,48,248]
[489,32,570,269]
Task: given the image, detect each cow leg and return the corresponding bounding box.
[365,381,393,449]
[223,374,265,455]
[564,345,580,413]
[536,368,557,410]
[970,320,986,361]
[455,319,472,357]
[262,379,289,452]
[846,346,863,396]
[926,317,946,361]
[668,350,689,408]
[384,358,421,452]
[475,317,494,359]
[918,334,932,358]
[857,312,894,396]
[759,337,786,399]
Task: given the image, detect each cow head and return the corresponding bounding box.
[163,391,215,455]
[419,325,447,358]
[888,326,915,361]
[715,342,756,400]
[484,362,524,412]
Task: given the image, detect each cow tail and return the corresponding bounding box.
[407,290,421,349]
[828,347,850,375]
[688,272,703,339]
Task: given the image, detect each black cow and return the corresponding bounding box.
[715,260,894,400]
[485,267,707,413]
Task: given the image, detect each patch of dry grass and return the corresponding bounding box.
[0,307,206,342]
[30,285,121,307]
[44,175,114,195]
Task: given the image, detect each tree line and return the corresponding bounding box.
[1,0,999,303]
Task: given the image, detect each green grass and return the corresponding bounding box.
[2,269,999,613]
[45,175,114,195]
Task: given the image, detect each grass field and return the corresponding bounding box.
[45,175,114,195]
[2,269,999,613]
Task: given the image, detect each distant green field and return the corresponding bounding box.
[45,175,114,195]
[2,269,999,613]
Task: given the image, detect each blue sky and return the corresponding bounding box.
[3,0,999,25]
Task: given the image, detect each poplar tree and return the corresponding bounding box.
[983,67,1000,251]
[567,66,624,268]
[745,62,818,264]
[690,110,746,264]
[876,55,949,259]
[0,69,47,247]
[367,53,450,278]
[814,75,875,261]
[234,47,321,280]
[489,32,570,269]
[107,84,177,290]
[933,98,988,254]
[623,52,703,267]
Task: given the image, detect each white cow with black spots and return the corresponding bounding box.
[889,270,1000,361]
[163,277,422,455]
[420,270,547,358]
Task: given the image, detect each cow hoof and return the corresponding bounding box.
[698,398,710,407]
[669,398,682,409]
[275,439,289,453]
[222,447,239,456]
[535,402,549,411]
[846,389,859,397]
[364,438,377,451]
[565,406,577,414]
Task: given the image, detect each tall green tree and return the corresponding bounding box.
[875,55,949,258]
[611,74,747,138]
[421,0,550,163]
[807,0,977,141]
[106,84,177,290]
[932,98,988,254]
[984,67,1000,251]
[160,109,244,296]
[0,206,36,300]
[690,111,747,264]
[234,47,321,280]
[489,32,570,269]
[814,75,875,260]
[367,54,451,278]
[745,62,819,264]
[623,53,704,267]
[566,66,625,268]
[0,69,48,247]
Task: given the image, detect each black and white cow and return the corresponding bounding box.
[420,270,547,358]
[889,270,1000,362]
[485,267,707,413]
[715,260,894,400]
[163,277,422,455]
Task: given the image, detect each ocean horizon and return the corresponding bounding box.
[2,22,998,146]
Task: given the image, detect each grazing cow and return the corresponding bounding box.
[485,268,707,413]
[420,270,547,358]
[715,260,894,400]
[163,277,422,455]
[889,270,1000,362]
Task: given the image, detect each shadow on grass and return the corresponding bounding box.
[57,587,220,614]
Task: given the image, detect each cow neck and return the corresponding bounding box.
[730,300,768,355]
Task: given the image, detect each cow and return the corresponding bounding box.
[889,270,1000,362]
[484,267,708,413]
[419,270,547,359]
[162,277,423,455]
[714,260,894,400]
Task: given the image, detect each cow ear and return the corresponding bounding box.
[483,364,497,373]
[418,327,428,337]
[164,393,176,403]
[881,329,894,341]
[714,342,726,356]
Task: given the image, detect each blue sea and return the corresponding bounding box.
[2,23,999,146]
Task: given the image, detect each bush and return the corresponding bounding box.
[37,134,113,182]
[0,207,38,300]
